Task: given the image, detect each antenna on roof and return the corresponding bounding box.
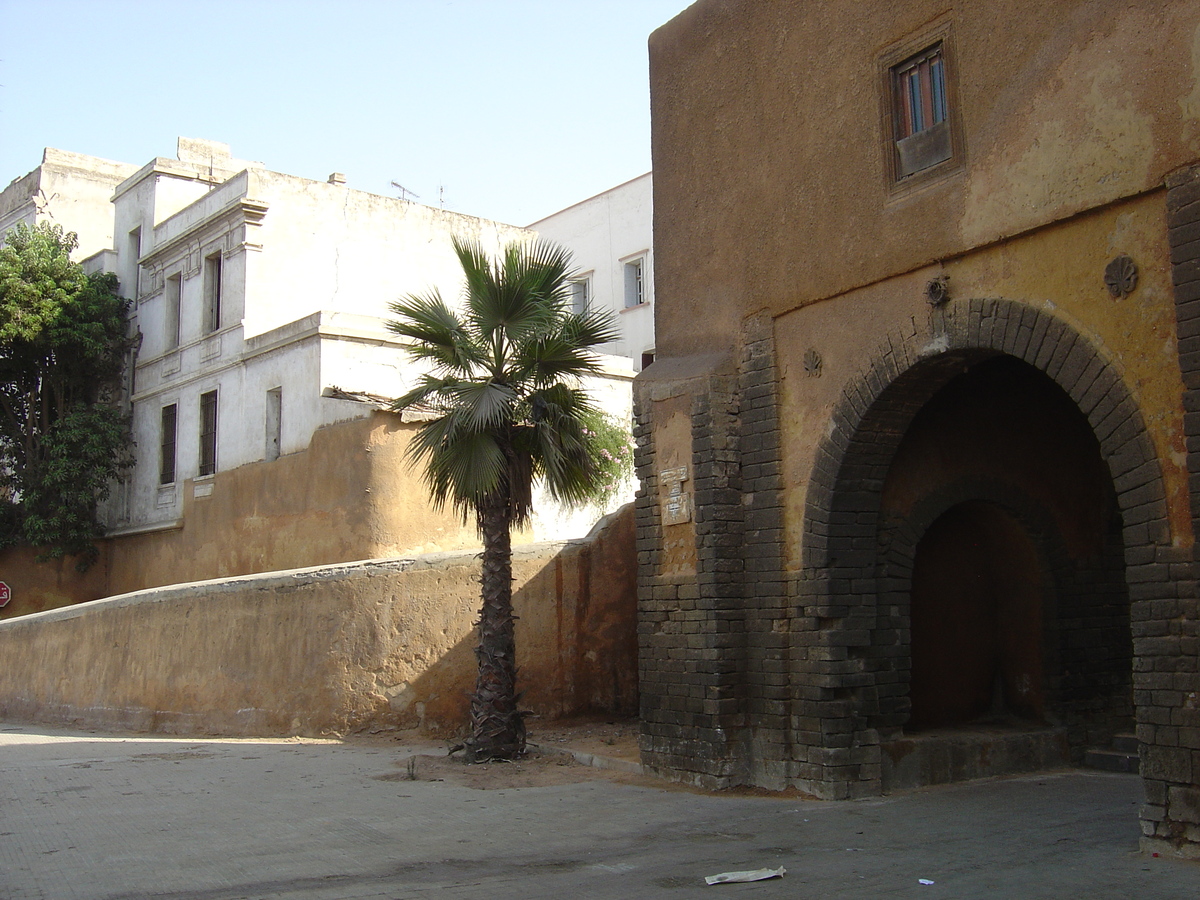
[391,181,419,202]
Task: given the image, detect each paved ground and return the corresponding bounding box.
[1,724,1196,900]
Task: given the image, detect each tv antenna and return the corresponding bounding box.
[390,181,419,202]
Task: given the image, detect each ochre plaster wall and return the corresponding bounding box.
[775,192,1190,560]
[650,0,1200,357]
[0,412,487,622]
[0,547,108,620]
[104,413,481,598]
[0,505,637,737]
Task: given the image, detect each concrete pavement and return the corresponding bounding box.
[1,724,1195,900]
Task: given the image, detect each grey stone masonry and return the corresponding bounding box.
[801,298,1169,801]
[736,315,791,789]
[633,320,793,791]
[634,359,750,788]
[636,284,1187,832]
[1153,162,1200,857]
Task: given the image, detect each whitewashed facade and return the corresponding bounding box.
[529,172,655,370]
[3,139,635,549]
[0,148,137,260]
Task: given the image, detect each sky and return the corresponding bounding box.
[0,0,694,226]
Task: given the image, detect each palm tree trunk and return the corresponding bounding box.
[466,494,526,761]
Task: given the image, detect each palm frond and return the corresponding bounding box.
[387,291,480,375]
[390,372,460,414]
[420,428,510,517]
[447,378,517,431]
[509,309,619,387]
[387,236,623,528]
[456,237,566,351]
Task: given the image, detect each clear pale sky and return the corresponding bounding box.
[0,0,694,226]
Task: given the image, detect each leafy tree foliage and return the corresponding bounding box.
[389,237,619,761]
[0,223,133,567]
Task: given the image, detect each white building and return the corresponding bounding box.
[105,139,542,531]
[0,148,137,260]
[0,139,636,590]
[530,172,655,371]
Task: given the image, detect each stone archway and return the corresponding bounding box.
[798,299,1166,796]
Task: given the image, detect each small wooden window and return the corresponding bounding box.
[891,42,953,179]
[895,46,946,138]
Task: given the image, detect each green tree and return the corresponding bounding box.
[0,222,133,567]
[388,237,619,761]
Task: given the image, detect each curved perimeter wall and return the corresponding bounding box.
[0,505,637,738]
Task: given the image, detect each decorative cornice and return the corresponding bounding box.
[141,197,269,265]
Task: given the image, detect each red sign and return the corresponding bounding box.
[0,582,10,608]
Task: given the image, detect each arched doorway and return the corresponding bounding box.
[881,355,1130,744]
[795,298,1163,797]
[908,499,1047,730]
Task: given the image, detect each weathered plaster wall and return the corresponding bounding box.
[0,149,138,259]
[0,505,637,737]
[0,547,108,620]
[0,413,477,621]
[649,0,1200,357]
[775,192,1189,560]
[105,413,480,597]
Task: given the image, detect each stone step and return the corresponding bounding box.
[1111,733,1138,754]
[1084,747,1139,774]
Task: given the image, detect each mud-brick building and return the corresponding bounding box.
[637,0,1200,856]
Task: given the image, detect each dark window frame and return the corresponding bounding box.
[159,404,177,485]
[199,390,218,477]
[265,386,282,462]
[166,273,182,350]
[203,253,222,334]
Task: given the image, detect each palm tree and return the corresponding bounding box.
[388,236,620,761]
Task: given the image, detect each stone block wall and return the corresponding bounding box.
[1142,162,1200,857]
[636,262,1196,834]
[635,358,749,788]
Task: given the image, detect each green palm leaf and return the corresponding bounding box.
[388,237,623,762]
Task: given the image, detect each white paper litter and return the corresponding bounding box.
[705,866,786,885]
[918,878,936,885]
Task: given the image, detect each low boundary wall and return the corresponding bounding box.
[0,506,637,738]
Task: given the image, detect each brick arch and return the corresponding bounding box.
[797,298,1162,773]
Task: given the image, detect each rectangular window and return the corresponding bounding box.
[569,277,590,315]
[128,227,142,296]
[891,42,952,179]
[623,258,646,308]
[159,404,177,485]
[198,390,218,476]
[203,253,222,334]
[265,387,282,462]
[166,274,182,349]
